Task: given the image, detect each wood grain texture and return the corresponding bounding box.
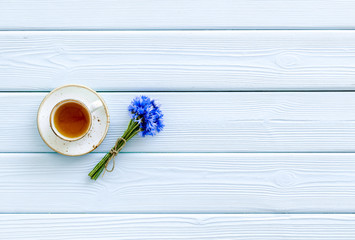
[2,31,355,91]
[1,214,355,239]
[0,1,355,30]
[2,92,355,153]
[0,153,355,213]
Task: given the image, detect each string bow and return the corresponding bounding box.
[103,137,126,175]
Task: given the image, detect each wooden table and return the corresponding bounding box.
[1,1,355,239]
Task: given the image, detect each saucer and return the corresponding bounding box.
[37,84,110,156]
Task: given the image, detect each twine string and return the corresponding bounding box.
[103,137,126,175]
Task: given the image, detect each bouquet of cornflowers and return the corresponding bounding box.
[89,96,164,180]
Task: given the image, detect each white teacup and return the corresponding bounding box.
[49,99,103,141]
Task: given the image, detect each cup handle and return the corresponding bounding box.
[89,100,103,113]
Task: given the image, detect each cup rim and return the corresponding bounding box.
[49,99,92,142]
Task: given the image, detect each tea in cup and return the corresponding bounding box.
[50,99,102,141]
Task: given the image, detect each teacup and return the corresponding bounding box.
[50,99,102,141]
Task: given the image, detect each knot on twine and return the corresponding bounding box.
[103,137,126,175]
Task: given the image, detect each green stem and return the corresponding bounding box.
[123,119,134,137]
[124,121,140,139]
[88,119,141,180]
[127,129,141,141]
[92,163,105,180]
[88,152,111,177]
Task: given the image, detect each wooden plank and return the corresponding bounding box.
[0,1,355,30]
[1,31,355,91]
[0,153,355,213]
[2,92,355,153]
[1,214,355,239]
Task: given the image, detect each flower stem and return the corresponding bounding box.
[88,120,141,180]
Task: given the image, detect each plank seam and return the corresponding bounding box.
[1,28,355,31]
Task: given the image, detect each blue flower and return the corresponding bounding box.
[128,96,164,137]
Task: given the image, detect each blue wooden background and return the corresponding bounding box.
[1,1,355,239]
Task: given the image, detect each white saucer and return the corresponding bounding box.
[37,85,110,156]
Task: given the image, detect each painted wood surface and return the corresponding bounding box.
[2,92,355,153]
[2,31,355,91]
[0,1,355,30]
[1,214,355,239]
[0,153,354,213]
[1,0,355,234]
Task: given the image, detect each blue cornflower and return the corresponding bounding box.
[128,96,164,137]
[90,95,165,180]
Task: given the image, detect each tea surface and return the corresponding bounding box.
[53,101,90,139]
